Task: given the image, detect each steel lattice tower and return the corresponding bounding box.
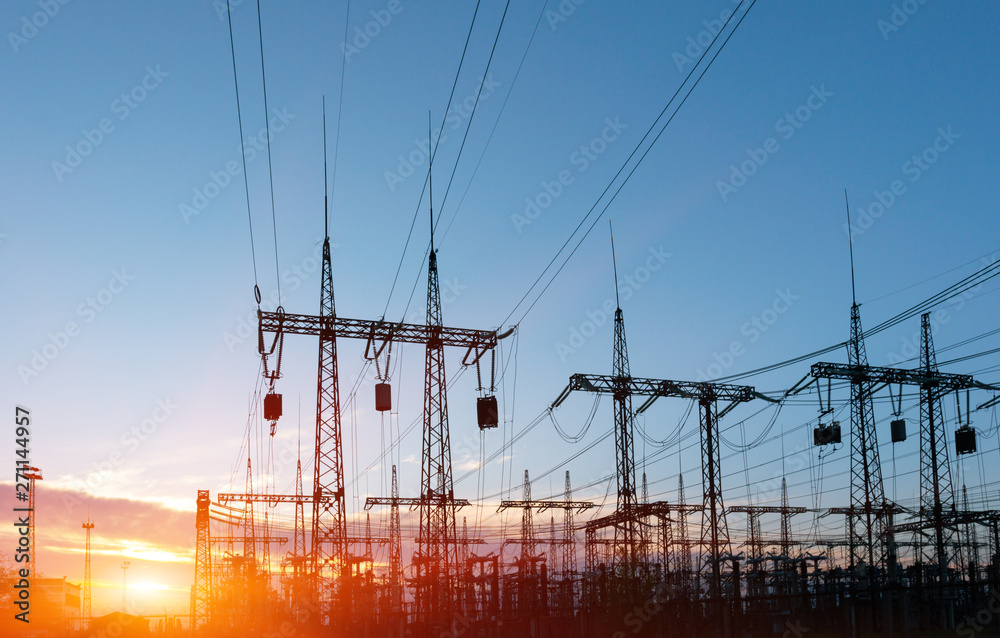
[563,472,576,578]
[780,477,792,558]
[244,458,255,563]
[919,312,955,581]
[521,471,536,558]
[416,240,459,623]
[193,490,211,631]
[312,233,348,625]
[698,391,732,601]
[611,307,640,582]
[389,465,402,615]
[293,460,306,573]
[677,474,693,589]
[82,519,94,628]
[847,301,886,584]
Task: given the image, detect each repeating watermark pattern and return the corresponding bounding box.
[672,0,742,73]
[844,126,958,240]
[695,288,799,381]
[958,588,1000,636]
[341,0,406,63]
[511,117,628,234]
[7,0,72,54]
[545,0,587,31]
[877,0,930,41]
[883,253,994,366]
[716,85,833,202]
[179,106,295,223]
[223,241,467,352]
[608,580,666,637]
[756,443,811,504]
[213,0,244,21]
[51,66,169,182]
[81,398,179,493]
[554,245,671,362]
[17,269,136,385]
[384,75,501,192]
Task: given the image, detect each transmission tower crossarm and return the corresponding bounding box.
[811,361,976,390]
[553,373,757,409]
[218,493,336,505]
[497,499,596,513]
[364,496,470,510]
[260,310,505,353]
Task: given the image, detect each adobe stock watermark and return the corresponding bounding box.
[51,66,169,182]
[695,288,799,381]
[7,0,72,54]
[179,106,295,223]
[79,398,179,493]
[672,0,741,73]
[17,269,136,385]
[878,0,930,41]
[213,0,244,21]
[511,117,628,234]
[755,444,811,503]
[545,0,587,31]
[384,75,501,192]
[844,126,958,240]
[341,0,407,63]
[555,246,671,362]
[222,237,335,352]
[958,588,1000,637]
[222,241,466,352]
[882,253,993,366]
[716,85,833,202]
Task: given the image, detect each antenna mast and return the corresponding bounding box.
[845,189,856,306]
[428,111,434,253]
[610,220,620,309]
[323,96,329,238]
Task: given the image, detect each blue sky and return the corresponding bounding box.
[2,0,999,615]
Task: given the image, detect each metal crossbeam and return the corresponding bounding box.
[218,493,335,505]
[729,506,808,515]
[211,536,289,544]
[364,496,471,510]
[811,361,979,391]
[552,374,757,409]
[497,500,595,513]
[259,311,502,359]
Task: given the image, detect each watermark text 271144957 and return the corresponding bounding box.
[13,405,33,623]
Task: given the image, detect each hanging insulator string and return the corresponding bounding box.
[490,348,496,394]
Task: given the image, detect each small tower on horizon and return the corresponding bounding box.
[82,519,94,627]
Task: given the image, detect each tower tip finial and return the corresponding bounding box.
[323,96,329,239]
[428,110,434,256]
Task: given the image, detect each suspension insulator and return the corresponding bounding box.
[813,421,840,446]
[264,392,282,422]
[956,426,976,455]
[890,419,906,443]
[375,383,392,412]
[477,396,498,429]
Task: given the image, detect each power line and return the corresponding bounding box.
[255,0,282,305]
[225,0,260,300]
[381,0,484,320]
[437,0,552,246]
[328,0,352,211]
[501,0,759,328]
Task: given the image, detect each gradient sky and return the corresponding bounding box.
[3,0,1000,618]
